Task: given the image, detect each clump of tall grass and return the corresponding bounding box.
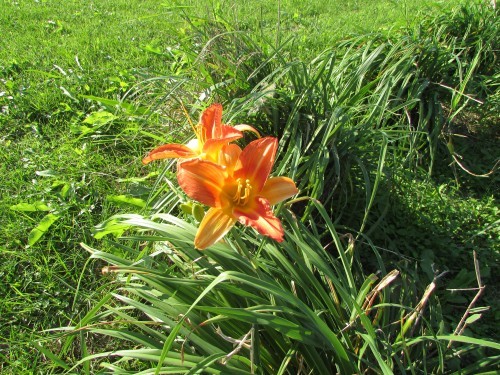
[38,203,499,373]
[38,2,499,373]
[427,2,498,77]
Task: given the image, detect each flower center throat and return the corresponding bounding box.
[232,178,252,206]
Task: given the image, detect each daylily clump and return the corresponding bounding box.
[144,104,298,250]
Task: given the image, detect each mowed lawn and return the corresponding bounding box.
[2,0,497,373]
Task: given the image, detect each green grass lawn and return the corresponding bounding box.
[1,0,497,373]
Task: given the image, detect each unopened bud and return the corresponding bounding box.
[192,204,205,222]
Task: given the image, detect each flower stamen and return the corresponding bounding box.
[232,178,252,206]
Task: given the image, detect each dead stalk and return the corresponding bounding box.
[447,251,485,349]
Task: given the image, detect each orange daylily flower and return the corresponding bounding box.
[142,103,260,165]
[177,137,298,249]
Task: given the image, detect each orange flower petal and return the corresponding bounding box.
[260,176,298,205]
[200,103,223,140]
[177,159,226,207]
[202,125,243,160]
[186,138,201,154]
[219,124,243,139]
[194,208,237,250]
[234,124,261,138]
[234,197,284,242]
[142,144,197,165]
[219,144,243,174]
[236,137,278,192]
